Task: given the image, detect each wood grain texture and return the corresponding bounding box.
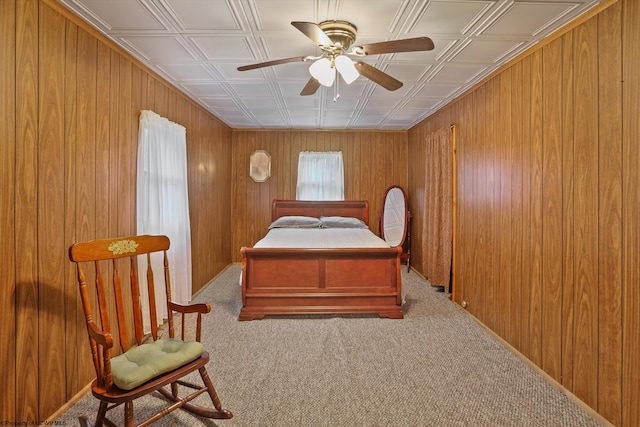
[0,0,17,421]
[541,38,563,382]
[451,123,458,302]
[230,130,408,263]
[75,26,100,385]
[475,85,488,322]
[520,55,533,361]
[484,79,497,332]
[2,0,637,424]
[240,201,402,321]
[621,1,640,425]
[509,61,524,353]
[408,2,636,424]
[15,0,39,422]
[572,16,599,409]
[529,48,544,367]
[498,70,512,341]
[560,31,575,393]
[38,3,67,416]
[63,19,83,398]
[597,3,623,424]
[5,0,233,421]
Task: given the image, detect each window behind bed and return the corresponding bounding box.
[296,151,344,200]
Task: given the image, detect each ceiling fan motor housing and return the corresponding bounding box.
[319,20,357,53]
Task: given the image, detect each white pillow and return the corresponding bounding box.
[320,216,368,229]
[268,216,322,229]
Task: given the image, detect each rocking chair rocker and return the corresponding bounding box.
[69,234,232,426]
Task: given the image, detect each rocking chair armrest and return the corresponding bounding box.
[86,320,114,349]
[169,301,212,314]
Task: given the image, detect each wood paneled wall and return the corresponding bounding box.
[231,130,408,262]
[0,0,232,422]
[408,1,638,425]
[3,0,636,425]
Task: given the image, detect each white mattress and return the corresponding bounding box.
[253,228,390,249]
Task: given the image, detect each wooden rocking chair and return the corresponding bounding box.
[69,235,233,426]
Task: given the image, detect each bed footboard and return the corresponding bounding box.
[239,247,403,321]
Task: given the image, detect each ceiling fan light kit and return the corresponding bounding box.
[237,20,434,98]
[309,57,336,86]
[334,55,359,84]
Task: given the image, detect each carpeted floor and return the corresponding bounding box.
[56,265,606,426]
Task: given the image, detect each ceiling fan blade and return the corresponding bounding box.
[354,62,403,91]
[237,56,307,71]
[291,21,333,46]
[300,78,321,96]
[354,37,434,56]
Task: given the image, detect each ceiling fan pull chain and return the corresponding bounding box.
[333,69,340,102]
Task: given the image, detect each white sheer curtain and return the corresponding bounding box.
[296,151,344,200]
[136,110,192,332]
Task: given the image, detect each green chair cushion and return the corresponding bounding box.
[111,338,204,390]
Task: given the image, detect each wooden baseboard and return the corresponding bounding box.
[464,311,613,427]
[44,382,92,424]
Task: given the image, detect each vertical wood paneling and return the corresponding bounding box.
[76,27,97,246]
[622,1,640,425]
[473,86,487,321]
[484,79,497,331]
[116,57,135,326]
[470,85,489,319]
[597,3,623,424]
[351,133,362,205]
[572,17,599,408]
[541,38,563,381]
[3,0,638,424]
[230,130,408,262]
[529,49,543,367]
[509,61,523,352]
[14,0,38,422]
[96,41,110,254]
[498,70,512,340]
[456,96,472,307]
[360,132,373,219]
[282,132,293,200]
[231,131,248,260]
[38,3,67,415]
[63,18,81,398]
[118,57,133,236]
[520,55,533,361]
[75,26,99,366]
[561,31,576,392]
[5,0,233,420]
[0,0,17,421]
[108,52,121,241]
[409,2,636,424]
[96,40,121,349]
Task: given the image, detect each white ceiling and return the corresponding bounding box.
[56,0,601,130]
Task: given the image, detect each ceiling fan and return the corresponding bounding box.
[237,20,434,97]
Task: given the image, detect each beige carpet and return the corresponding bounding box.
[56,265,605,426]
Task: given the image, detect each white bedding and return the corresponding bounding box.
[253,228,390,249]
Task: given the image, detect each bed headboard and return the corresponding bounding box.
[271,200,370,225]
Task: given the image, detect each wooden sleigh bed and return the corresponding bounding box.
[239,200,403,321]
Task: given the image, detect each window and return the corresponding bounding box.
[296,151,344,200]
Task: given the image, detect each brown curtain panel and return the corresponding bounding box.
[422,126,453,291]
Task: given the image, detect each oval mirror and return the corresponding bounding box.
[381,186,408,247]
